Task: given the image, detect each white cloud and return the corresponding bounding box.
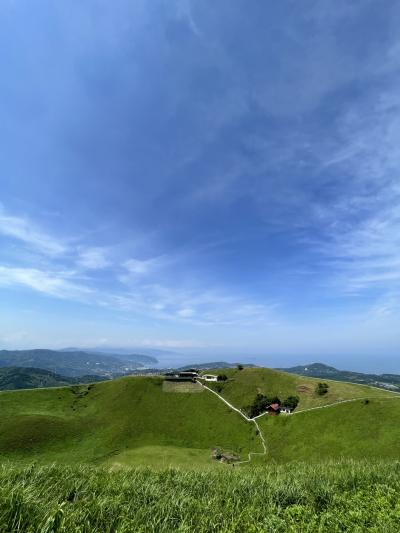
[313,84,400,295]
[0,207,66,256]
[176,307,194,318]
[0,266,92,300]
[78,247,110,269]
[0,207,277,326]
[106,281,277,326]
[123,257,163,276]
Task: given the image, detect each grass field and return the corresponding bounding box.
[204,367,396,411]
[258,396,400,463]
[162,380,203,393]
[0,376,260,466]
[1,369,400,530]
[0,368,398,467]
[1,461,400,532]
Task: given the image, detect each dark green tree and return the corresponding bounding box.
[246,393,281,418]
[282,396,299,410]
[315,382,329,396]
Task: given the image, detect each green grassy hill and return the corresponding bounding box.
[203,367,396,411]
[0,376,259,467]
[258,396,400,463]
[0,367,398,467]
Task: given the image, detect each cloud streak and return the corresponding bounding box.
[0,265,93,300]
[0,207,67,256]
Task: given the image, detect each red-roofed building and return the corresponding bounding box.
[267,403,281,415]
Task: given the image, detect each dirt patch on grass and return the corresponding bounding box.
[297,384,312,394]
[162,381,203,393]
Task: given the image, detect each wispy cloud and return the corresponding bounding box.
[0,207,67,256]
[123,257,160,276]
[0,206,277,326]
[77,247,110,270]
[0,265,93,300]
[107,281,277,326]
[312,84,400,296]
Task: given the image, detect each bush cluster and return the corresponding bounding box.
[246,394,300,417]
[316,382,329,396]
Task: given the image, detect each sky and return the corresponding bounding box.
[1,1,400,372]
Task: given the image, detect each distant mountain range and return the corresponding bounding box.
[0,349,157,378]
[278,362,400,392]
[0,367,106,391]
[61,348,157,367]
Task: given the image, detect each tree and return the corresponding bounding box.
[315,382,329,396]
[237,364,244,371]
[246,393,281,418]
[282,396,299,410]
[217,374,228,381]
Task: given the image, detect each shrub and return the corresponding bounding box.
[282,396,299,410]
[316,382,329,396]
[217,374,228,382]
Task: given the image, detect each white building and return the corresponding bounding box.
[203,374,218,382]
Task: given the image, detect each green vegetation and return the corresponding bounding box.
[206,367,395,411]
[245,393,281,418]
[315,382,329,395]
[1,461,400,532]
[0,367,104,391]
[0,376,259,466]
[1,367,400,530]
[0,367,398,467]
[259,397,400,462]
[162,380,203,393]
[282,395,299,410]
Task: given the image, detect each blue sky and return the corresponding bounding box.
[1,1,400,371]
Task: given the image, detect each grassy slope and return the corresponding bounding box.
[0,376,259,466]
[1,462,400,532]
[1,368,398,467]
[204,367,396,411]
[202,368,400,463]
[258,396,400,463]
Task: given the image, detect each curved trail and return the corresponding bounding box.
[197,380,400,464]
[293,394,400,415]
[196,381,267,465]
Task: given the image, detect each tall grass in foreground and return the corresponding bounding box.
[0,461,400,532]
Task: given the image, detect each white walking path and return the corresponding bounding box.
[293,394,400,415]
[197,379,400,464]
[197,380,267,465]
